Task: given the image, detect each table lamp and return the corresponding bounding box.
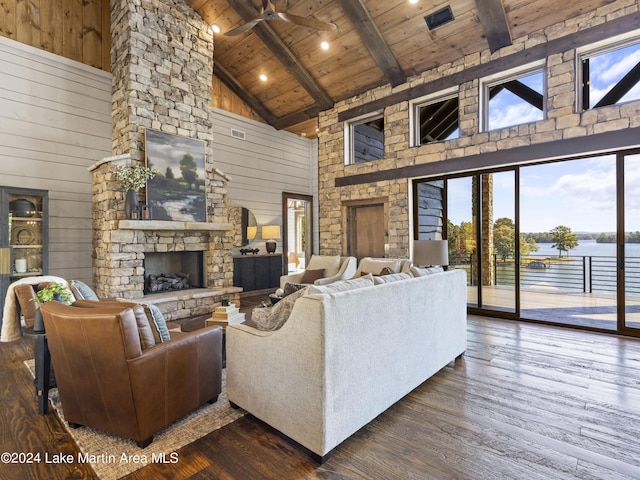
[413,240,449,267]
[261,225,281,254]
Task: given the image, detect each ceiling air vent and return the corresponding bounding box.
[231,129,246,140]
[425,6,454,31]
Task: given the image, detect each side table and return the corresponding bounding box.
[23,327,51,414]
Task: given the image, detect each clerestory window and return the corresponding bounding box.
[344,111,385,165]
[579,38,640,110]
[480,63,545,132]
[410,88,459,147]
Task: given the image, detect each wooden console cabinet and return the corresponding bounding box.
[233,254,282,292]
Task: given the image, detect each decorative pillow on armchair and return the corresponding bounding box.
[300,268,325,284]
[69,279,99,301]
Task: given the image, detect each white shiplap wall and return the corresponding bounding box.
[212,108,317,255]
[0,36,318,284]
[0,36,112,285]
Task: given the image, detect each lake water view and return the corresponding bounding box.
[480,240,640,294]
[531,239,640,258]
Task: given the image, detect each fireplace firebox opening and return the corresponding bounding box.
[144,251,205,294]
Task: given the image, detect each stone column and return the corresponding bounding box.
[92,0,235,298]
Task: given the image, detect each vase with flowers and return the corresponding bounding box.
[115,164,159,219]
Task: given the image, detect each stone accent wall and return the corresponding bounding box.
[91,0,237,316]
[318,1,640,260]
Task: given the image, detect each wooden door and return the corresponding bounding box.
[348,203,386,260]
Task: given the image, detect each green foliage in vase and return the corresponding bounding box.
[116,165,160,191]
[31,282,73,305]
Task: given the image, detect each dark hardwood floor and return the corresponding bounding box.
[2,308,640,479]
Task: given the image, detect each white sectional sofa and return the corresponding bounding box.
[226,268,467,461]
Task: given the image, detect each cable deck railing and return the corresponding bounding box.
[452,254,640,295]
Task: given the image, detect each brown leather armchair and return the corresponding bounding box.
[40,301,223,448]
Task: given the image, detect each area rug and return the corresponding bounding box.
[24,360,244,480]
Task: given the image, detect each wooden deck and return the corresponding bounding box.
[468,285,640,330]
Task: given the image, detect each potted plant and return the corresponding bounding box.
[30,282,73,332]
[115,164,159,218]
[33,282,73,305]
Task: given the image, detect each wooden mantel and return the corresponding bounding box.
[118,220,234,231]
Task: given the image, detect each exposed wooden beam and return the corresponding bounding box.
[335,0,406,87]
[338,12,640,123]
[226,0,333,110]
[474,0,512,53]
[274,105,323,131]
[213,62,278,126]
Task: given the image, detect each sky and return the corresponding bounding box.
[448,154,640,233]
[447,42,640,234]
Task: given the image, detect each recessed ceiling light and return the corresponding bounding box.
[321,41,330,50]
[409,0,418,4]
[211,24,221,34]
[259,74,268,82]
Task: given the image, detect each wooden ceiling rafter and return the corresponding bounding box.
[224,0,334,132]
[334,0,406,87]
[187,0,627,139]
[474,0,512,53]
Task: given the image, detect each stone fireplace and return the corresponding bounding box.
[88,0,242,321]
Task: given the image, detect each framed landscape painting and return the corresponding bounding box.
[145,128,206,222]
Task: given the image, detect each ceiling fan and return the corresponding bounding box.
[225,0,337,36]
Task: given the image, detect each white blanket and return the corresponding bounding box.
[0,276,71,342]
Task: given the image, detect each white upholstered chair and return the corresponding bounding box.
[280,255,357,289]
[351,257,412,278]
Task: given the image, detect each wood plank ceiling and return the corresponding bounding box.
[187,0,615,138]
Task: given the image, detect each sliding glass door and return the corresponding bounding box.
[623,153,640,330]
[447,177,479,308]
[415,149,640,336]
[519,157,617,330]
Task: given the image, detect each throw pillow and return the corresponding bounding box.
[373,272,413,285]
[252,287,308,331]
[141,303,170,343]
[300,268,325,284]
[306,255,341,277]
[129,304,157,350]
[69,279,99,301]
[305,273,374,295]
[283,282,306,296]
[360,266,396,277]
[410,266,444,277]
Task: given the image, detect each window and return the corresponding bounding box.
[410,89,459,147]
[480,64,545,132]
[579,38,640,110]
[344,111,384,164]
